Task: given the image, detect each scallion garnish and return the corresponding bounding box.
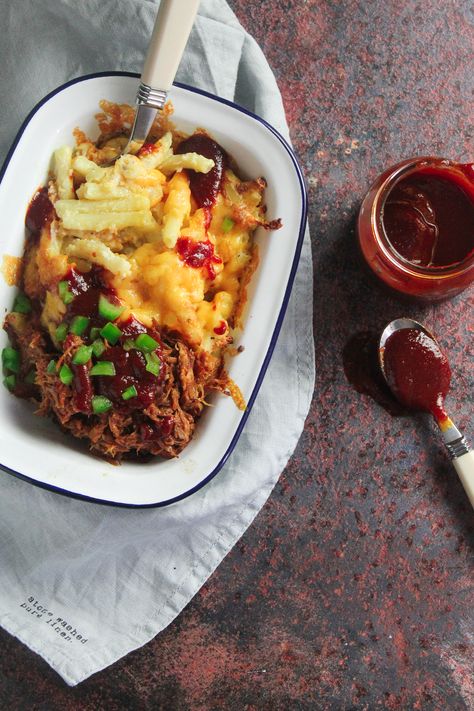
[145,352,161,376]
[2,347,20,374]
[92,395,113,414]
[70,315,90,336]
[100,322,122,345]
[135,333,159,352]
[46,359,57,374]
[91,339,106,358]
[58,280,74,305]
[122,385,138,401]
[59,363,74,385]
[123,339,136,351]
[98,294,125,322]
[90,361,116,377]
[221,216,234,233]
[72,345,93,365]
[55,323,68,343]
[3,374,16,391]
[12,292,32,314]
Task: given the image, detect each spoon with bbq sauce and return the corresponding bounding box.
[379,318,474,508]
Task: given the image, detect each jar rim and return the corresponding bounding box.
[372,157,474,278]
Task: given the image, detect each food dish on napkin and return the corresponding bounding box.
[2,100,281,462]
[0,74,305,505]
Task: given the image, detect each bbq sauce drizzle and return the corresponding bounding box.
[21,133,231,421]
[63,266,167,414]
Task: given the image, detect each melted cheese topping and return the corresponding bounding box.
[39,126,271,355]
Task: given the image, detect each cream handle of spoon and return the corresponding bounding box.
[453,451,474,509]
[141,0,200,91]
[441,420,474,510]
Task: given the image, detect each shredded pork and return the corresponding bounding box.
[4,311,228,462]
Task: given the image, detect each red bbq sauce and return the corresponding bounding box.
[72,363,94,414]
[382,171,474,267]
[25,187,54,236]
[67,265,117,325]
[358,158,474,300]
[59,266,166,413]
[383,328,451,422]
[137,142,157,157]
[176,237,222,280]
[213,320,227,336]
[119,315,147,338]
[177,134,227,208]
[96,345,165,411]
[141,414,174,441]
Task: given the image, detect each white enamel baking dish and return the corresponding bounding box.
[0,72,307,506]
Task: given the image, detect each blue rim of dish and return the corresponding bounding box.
[0,71,308,508]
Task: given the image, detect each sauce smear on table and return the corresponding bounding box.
[342,331,407,416]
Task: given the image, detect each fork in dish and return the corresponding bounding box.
[112,0,200,161]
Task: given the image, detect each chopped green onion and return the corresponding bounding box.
[123,339,136,351]
[122,385,138,401]
[100,322,122,345]
[2,347,20,374]
[25,369,37,385]
[12,292,32,314]
[90,327,101,341]
[58,280,74,305]
[55,323,68,343]
[91,339,106,358]
[3,374,16,391]
[70,315,90,336]
[135,333,159,353]
[92,395,113,414]
[90,361,116,377]
[72,345,93,365]
[222,216,235,233]
[98,294,125,322]
[46,359,57,374]
[59,363,74,385]
[145,352,161,376]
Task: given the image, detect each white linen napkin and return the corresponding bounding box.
[0,0,314,685]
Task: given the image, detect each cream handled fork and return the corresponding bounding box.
[120,0,200,158]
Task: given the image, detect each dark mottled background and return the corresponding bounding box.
[1,1,473,709]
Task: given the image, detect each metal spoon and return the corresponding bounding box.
[379,318,474,508]
[109,0,200,162]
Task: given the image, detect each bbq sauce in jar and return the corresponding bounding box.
[357,158,474,300]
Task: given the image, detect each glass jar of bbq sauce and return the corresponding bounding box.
[357,157,474,301]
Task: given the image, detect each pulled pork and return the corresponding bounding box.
[4,311,228,462]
